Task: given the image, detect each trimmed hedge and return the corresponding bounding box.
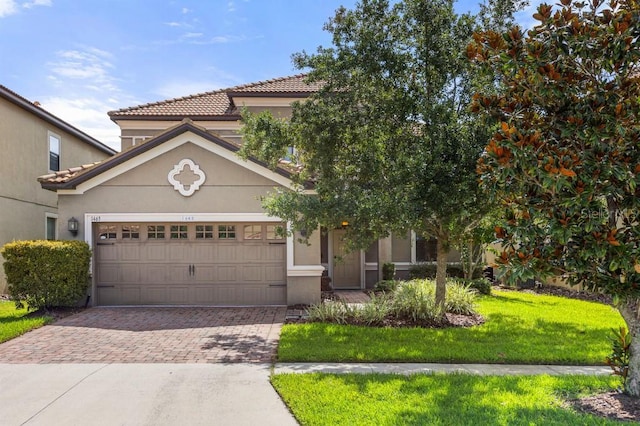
[1,240,91,310]
[408,262,483,280]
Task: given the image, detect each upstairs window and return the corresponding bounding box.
[49,132,60,172]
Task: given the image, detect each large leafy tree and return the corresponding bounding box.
[468,0,640,395]
[240,0,507,312]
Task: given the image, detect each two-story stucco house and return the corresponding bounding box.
[0,85,116,293]
[38,75,460,307]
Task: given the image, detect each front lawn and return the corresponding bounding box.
[271,373,623,425]
[278,290,625,364]
[0,300,51,343]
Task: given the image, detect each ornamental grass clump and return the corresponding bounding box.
[306,279,478,327]
[390,279,442,323]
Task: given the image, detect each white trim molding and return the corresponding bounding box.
[60,131,305,195]
[285,222,325,277]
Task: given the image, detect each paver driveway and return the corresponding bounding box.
[0,307,286,363]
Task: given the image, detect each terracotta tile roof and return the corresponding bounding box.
[108,74,321,119]
[39,119,304,188]
[38,162,102,184]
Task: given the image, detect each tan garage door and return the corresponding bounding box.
[94,222,286,305]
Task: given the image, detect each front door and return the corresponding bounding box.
[332,229,361,289]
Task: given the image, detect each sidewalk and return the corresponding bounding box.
[273,362,611,376]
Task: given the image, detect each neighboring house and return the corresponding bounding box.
[38,75,460,307]
[0,85,116,293]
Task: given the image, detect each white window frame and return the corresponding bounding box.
[45,212,58,240]
[48,131,61,172]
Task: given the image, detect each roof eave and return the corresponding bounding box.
[108,114,241,123]
[42,121,296,190]
[0,86,116,156]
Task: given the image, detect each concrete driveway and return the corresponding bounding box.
[0,306,286,363]
[0,307,297,425]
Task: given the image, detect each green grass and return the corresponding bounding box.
[0,300,51,343]
[271,373,625,425]
[278,290,625,364]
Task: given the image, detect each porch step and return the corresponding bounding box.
[334,290,371,304]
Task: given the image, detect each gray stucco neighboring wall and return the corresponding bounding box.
[0,97,113,293]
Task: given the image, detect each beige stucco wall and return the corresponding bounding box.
[57,142,283,240]
[57,136,324,305]
[293,229,320,266]
[0,99,111,293]
[287,276,321,305]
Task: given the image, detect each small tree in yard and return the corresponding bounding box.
[240,0,519,314]
[468,0,640,395]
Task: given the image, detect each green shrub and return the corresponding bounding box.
[374,280,400,293]
[382,262,396,280]
[408,263,437,279]
[390,280,443,323]
[457,277,492,295]
[408,263,483,280]
[354,294,391,326]
[306,301,353,324]
[445,282,477,315]
[2,240,91,310]
[306,296,391,326]
[606,326,631,386]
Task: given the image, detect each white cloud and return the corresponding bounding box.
[0,0,18,17]
[41,96,122,151]
[48,48,118,92]
[22,0,51,9]
[227,1,235,12]
[40,46,140,151]
[181,7,190,14]
[0,0,50,16]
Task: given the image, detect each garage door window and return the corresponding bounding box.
[148,225,165,239]
[170,225,188,239]
[196,225,214,239]
[218,225,236,239]
[266,225,285,240]
[122,225,140,239]
[98,225,117,240]
[244,225,262,240]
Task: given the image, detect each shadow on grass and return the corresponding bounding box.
[273,373,621,426]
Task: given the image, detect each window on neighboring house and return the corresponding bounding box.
[49,133,60,172]
[45,214,57,240]
[416,236,438,262]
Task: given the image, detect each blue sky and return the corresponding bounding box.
[0,0,543,151]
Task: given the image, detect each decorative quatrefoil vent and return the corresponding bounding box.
[167,158,206,197]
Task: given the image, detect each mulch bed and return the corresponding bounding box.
[568,391,640,423]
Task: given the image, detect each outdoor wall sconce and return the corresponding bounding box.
[341,221,349,227]
[68,217,79,236]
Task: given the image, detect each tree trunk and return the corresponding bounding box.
[618,299,640,397]
[435,235,449,316]
[465,240,474,280]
